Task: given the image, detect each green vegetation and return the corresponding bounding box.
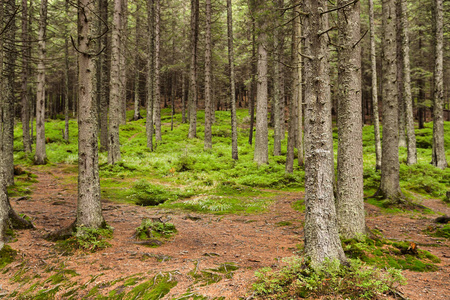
[135,219,177,246]
[0,245,16,269]
[56,226,114,253]
[426,224,450,239]
[253,257,405,299]
[189,262,239,286]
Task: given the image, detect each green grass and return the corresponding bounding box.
[0,245,16,269]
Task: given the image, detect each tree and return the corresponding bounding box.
[378,0,403,203]
[76,0,106,230]
[399,0,417,165]
[253,0,269,165]
[336,0,365,239]
[99,0,109,152]
[133,2,142,122]
[204,0,213,149]
[272,0,283,157]
[396,0,406,148]
[188,0,199,139]
[108,0,122,165]
[303,0,346,266]
[153,0,162,142]
[295,3,304,167]
[146,0,154,151]
[63,0,70,141]
[227,0,238,160]
[21,0,31,153]
[431,0,447,170]
[369,0,381,171]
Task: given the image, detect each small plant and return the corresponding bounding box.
[56,225,113,253]
[252,257,406,299]
[135,218,177,246]
[426,224,450,239]
[0,245,17,269]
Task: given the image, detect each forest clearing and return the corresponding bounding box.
[0,110,449,299]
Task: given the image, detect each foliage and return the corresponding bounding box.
[189,262,239,286]
[0,245,17,269]
[56,225,113,253]
[129,179,194,206]
[426,224,450,239]
[135,219,177,244]
[252,257,405,299]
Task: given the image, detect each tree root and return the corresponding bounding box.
[44,220,76,241]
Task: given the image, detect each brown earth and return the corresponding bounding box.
[0,165,449,299]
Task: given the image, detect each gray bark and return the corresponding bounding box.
[146,0,154,151]
[35,0,48,165]
[63,0,70,141]
[273,0,283,157]
[181,72,187,124]
[153,0,161,142]
[204,0,213,149]
[119,0,127,124]
[21,0,31,153]
[99,0,109,152]
[432,0,447,169]
[108,0,122,164]
[369,0,381,171]
[303,0,346,266]
[400,0,417,165]
[253,1,268,165]
[396,0,406,148]
[336,0,365,239]
[295,4,303,166]
[188,0,199,139]
[133,3,142,122]
[227,0,238,160]
[379,0,404,202]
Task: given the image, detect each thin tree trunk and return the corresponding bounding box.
[35,0,48,165]
[188,0,199,139]
[400,0,417,165]
[204,0,213,149]
[273,0,283,157]
[77,0,106,229]
[378,0,404,202]
[432,0,447,169]
[146,0,154,151]
[295,3,303,166]
[133,4,142,122]
[227,0,238,160]
[248,17,256,146]
[154,0,161,141]
[108,0,122,164]
[181,73,187,123]
[170,73,175,131]
[303,0,346,266]
[63,0,70,141]
[99,0,109,152]
[369,0,381,171]
[21,0,31,153]
[336,0,365,239]
[119,0,127,124]
[396,0,407,148]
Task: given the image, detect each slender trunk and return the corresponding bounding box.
[154,0,161,141]
[204,0,213,149]
[170,73,175,131]
[286,6,297,173]
[181,73,187,123]
[35,0,48,165]
[273,0,283,156]
[63,0,70,141]
[378,0,403,202]
[77,0,105,229]
[146,0,154,151]
[99,0,109,152]
[400,0,416,165]
[337,0,365,239]
[304,0,346,266]
[21,0,31,153]
[188,0,199,139]
[369,0,381,171]
[133,5,142,122]
[432,0,447,169]
[248,16,256,146]
[396,0,407,148]
[119,0,127,124]
[295,4,303,166]
[108,0,122,164]
[227,0,238,160]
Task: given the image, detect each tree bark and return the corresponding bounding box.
[369,0,382,171]
[253,0,268,165]
[400,0,417,165]
[133,4,142,122]
[63,0,70,141]
[378,0,404,203]
[295,3,303,166]
[188,0,199,139]
[181,72,187,124]
[21,0,31,153]
[273,0,283,157]
[204,0,213,149]
[99,0,109,152]
[119,0,127,124]
[146,0,154,151]
[153,0,161,142]
[76,0,106,229]
[336,0,365,239]
[303,0,346,266]
[432,0,447,169]
[227,0,238,160]
[396,0,406,148]
[108,0,122,164]
[248,16,256,146]
[35,0,48,165]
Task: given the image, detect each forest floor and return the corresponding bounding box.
[0,164,449,299]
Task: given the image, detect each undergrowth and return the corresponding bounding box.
[56,225,113,253]
[135,219,177,246]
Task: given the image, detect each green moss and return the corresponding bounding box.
[135,219,177,246]
[275,221,292,227]
[0,245,16,269]
[291,200,305,212]
[56,226,113,253]
[189,263,239,286]
[124,274,177,300]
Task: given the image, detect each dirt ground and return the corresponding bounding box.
[0,165,449,299]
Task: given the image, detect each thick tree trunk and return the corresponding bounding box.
[369,0,382,171]
[378,0,404,203]
[146,0,154,151]
[108,0,122,164]
[400,0,417,165]
[77,0,105,229]
[188,0,199,139]
[35,0,48,166]
[303,0,346,266]
[21,0,31,153]
[432,0,447,169]
[253,1,268,165]
[204,0,213,149]
[154,0,161,142]
[227,0,238,160]
[336,0,365,239]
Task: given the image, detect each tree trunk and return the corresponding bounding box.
[188,0,199,139]
[153,0,161,142]
[76,0,105,229]
[99,0,109,152]
[396,0,407,148]
[336,0,365,239]
[400,0,417,165]
[108,0,122,164]
[21,0,31,153]
[204,0,213,149]
[303,0,346,267]
[63,0,70,141]
[133,3,142,122]
[248,16,256,146]
[35,0,48,166]
[295,4,303,166]
[272,0,283,157]
[146,0,154,151]
[253,1,268,165]
[369,0,382,171]
[181,73,187,124]
[432,0,447,169]
[378,0,404,203]
[119,0,127,124]
[227,0,238,160]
